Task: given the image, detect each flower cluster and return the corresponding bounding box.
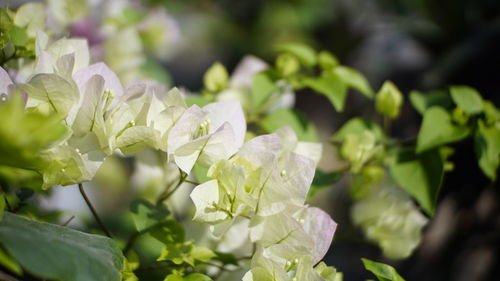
[191,127,338,280]
[351,185,428,259]
[2,30,245,186]
[1,10,338,278]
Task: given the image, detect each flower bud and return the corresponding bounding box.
[451,107,469,125]
[375,81,403,119]
[203,62,228,93]
[276,53,300,77]
[318,51,339,72]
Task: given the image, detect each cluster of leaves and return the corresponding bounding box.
[411,86,500,181]
[126,199,220,281]
[0,5,40,65]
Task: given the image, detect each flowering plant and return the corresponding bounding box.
[0,1,498,281]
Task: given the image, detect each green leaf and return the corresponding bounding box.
[184,273,214,281]
[333,118,384,142]
[409,90,453,115]
[9,25,28,47]
[252,71,279,109]
[149,220,185,245]
[276,43,317,67]
[361,258,405,281]
[332,66,374,98]
[0,166,43,190]
[0,246,22,275]
[0,9,13,33]
[309,169,344,198]
[483,101,500,124]
[391,148,444,215]
[190,245,216,262]
[474,120,500,181]
[121,251,139,281]
[450,86,484,115]
[416,107,471,153]
[129,199,170,232]
[303,73,347,112]
[313,169,344,187]
[213,251,238,266]
[157,244,184,264]
[13,3,46,37]
[0,94,68,171]
[318,51,339,71]
[165,274,184,281]
[260,108,318,142]
[0,212,123,281]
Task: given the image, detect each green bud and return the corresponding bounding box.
[451,107,469,125]
[375,81,403,119]
[362,165,385,183]
[276,53,300,77]
[203,62,228,93]
[318,51,339,71]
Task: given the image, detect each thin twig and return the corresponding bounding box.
[183,179,200,185]
[61,215,75,227]
[156,172,187,205]
[78,183,113,238]
[383,116,391,136]
[123,230,141,254]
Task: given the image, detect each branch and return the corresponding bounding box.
[78,183,113,238]
[156,171,188,205]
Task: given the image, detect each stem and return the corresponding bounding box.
[78,183,113,238]
[61,216,75,227]
[383,116,391,136]
[156,172,187,205]
[123,230,141,255]
[184,179,200,185]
